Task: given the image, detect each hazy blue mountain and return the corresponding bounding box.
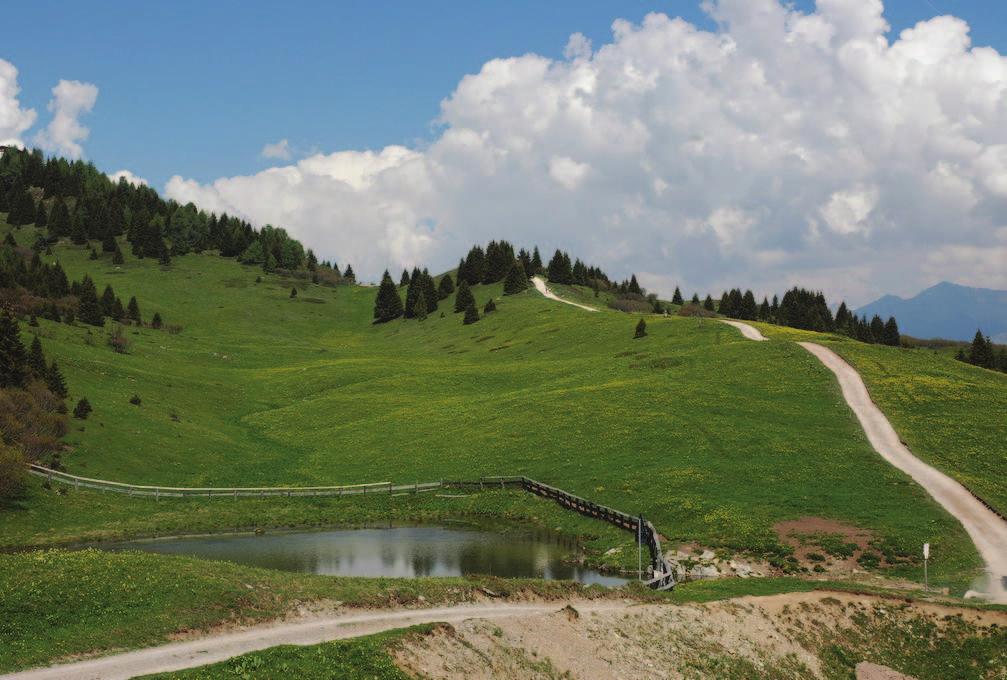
[855,282,1007,343]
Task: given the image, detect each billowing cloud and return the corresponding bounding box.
[261,138,292,160]
[0,59,36,147]
[34,79,98,159]
[108,169,148,187]
[167,1,1007,304]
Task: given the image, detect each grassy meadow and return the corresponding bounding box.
[0,217,1001,593]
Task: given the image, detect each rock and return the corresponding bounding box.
[855,661,917,680]
[605,547,623,556]
[690,565,720,579]
[700,550,716,560]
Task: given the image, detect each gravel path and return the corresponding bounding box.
[719,319,768,341]
[531,277,598,312]
[1,602,631,680]
[799,342,1007,604]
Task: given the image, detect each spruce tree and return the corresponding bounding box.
[102,232,117,253]
[35,199,48,228]
[73,397,92,419]
[503,261,529,295]
[111,297,126,321]
[758,297,770,321]
[151,312,163,329]
[101,284,116,317]
[28,335,47,378]
[869,315,885,343]
[412,289,428,320]
[8,188,36,227]
[343,264,355,282]
[420,270,438,313]
[530,246,543,274]
[49,197,71,237]
[463,300,479,325]
[373,270,404,323]
[76,276,104,326]
[437,272,455,299]
[628,275,642,295]
[89,247,98,260]
[70,207,89,244]
[290,287,298,299]
[740,290,758,320]
[703,294,715,312]
[112,243,124,264]
[968,330,995,368]
[0,310,28,388]
[127,296,141,324]
[634,318,647,339]
[882,317,900,347]
[46,360,68,398]
[403,267,422,318]
[672,287,683,305]
[454,279,475,313]
[483,298,496,314]
[399,269,410,287]
[691,293,700,304]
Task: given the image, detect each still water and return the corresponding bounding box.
[108,525,627,587]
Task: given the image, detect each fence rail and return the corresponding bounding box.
[29,466,675,590]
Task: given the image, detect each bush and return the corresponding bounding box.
[150,312,163,330]
[73,398,92,420]
[129,394,142,406]
[483,299,497,314]
[608,298,652,313]
[463,302,480,325]
[677,303,717,318]
[107,325,129,354]
[0,444,27,500]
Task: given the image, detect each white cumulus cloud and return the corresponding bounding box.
[108,169,148,187]
[0,59,37,148]
[166,1,1007,304]
[34,79,98,159]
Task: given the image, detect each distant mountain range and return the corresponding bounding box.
[855,282,1007,343]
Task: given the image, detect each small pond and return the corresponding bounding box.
[106,524,628,587]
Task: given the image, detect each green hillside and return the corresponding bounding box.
[0,216,991,590]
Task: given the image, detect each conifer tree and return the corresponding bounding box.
[127,296,141,324]
[35,199,48,228]
[503,261,529,295]
[882,317,900,347]
[869,315,885,343]
[70,207,89,244]
[89,247,98,260]
[437,272,455,299]
[483,298,496,314]
[151,312,163,329]
[102,232,117,253]
[28,335,47,378]
[758,297,770,321]
[73,397,92,419]
[741,290,758,320]
[463,300,479,325]
[628,275,642,296]
[8,188,35,227]
[158,243,171,266]
[101,284,116,317]
[373,270,404,323]
[399,269,410,287]
[76,276,104,326]
[111,297,126,321]
[835,302,850,331]
[290,287,297,299]
[403,267,422,318]
[46,360,68,398]
[703,294,715,311]
[968,329,995,368]
[412,289,428,320]
[454,279,475,313]
[49,197,71,237]
[672,287,683,305]
[343,264,355,282]
[634,318,647,339]
[112,243,124,264]
[0,310,28,388]
[691,293,700,304]
[530,246,543,274]
[420,269,438,313]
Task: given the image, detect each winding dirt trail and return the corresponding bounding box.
[531,276,598,312]
[1,602,632,680]
[717,319,1007,603]
[799,342,1007,604]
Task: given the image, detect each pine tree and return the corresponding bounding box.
[463,300,479,325]
[158,243,171,266]
[691,293,700,304]
[420,270,438,313]
[503,261,529,295]
[373,270,404,323]
[8,188,36,227]
[35,199,48,228]
[634,318,647,339]
[102,232,117,253]
[437,273,455,299]
[112,243,124,264]
[530,246,543,275]
[127,296,141,324]
[28,335,47,378]
[76,276,104,326]
[547,250,573,285]
[703,294,715,312]
[628,275,642,295]
[73,397,92,419]
[290,287,298,299]
[672,287,683,305]
[46,360,68,398]
[0,310,28,388]
[454,279,475,313]
[412,289,428,320]
[343,264,355,282]
[968,329,995,368]
[111,297,126,321]
[49,197,71,237]
[89,247,98,260]
[869,315,885,343]
[882,317,900,347]
[70,207,89,244]
[151,312,163,329]
[101,284,116,317]
[399,269,410,287]
[483,298,496,314]
[835,302,850,331]
[740,290,758,320]
[403,267,422,318]
[758,297,770,321]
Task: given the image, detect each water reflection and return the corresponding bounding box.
[107,525,626,587]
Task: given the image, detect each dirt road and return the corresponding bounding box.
[1,602,630,680]
[719,319,768,340]
[799,342,1007,604]
[531,276,598,312]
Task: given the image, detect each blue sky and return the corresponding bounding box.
[3,0,1004,188]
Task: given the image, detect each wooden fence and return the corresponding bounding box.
[28,466,676,590]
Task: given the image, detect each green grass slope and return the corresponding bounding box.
[0,218,992,590]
